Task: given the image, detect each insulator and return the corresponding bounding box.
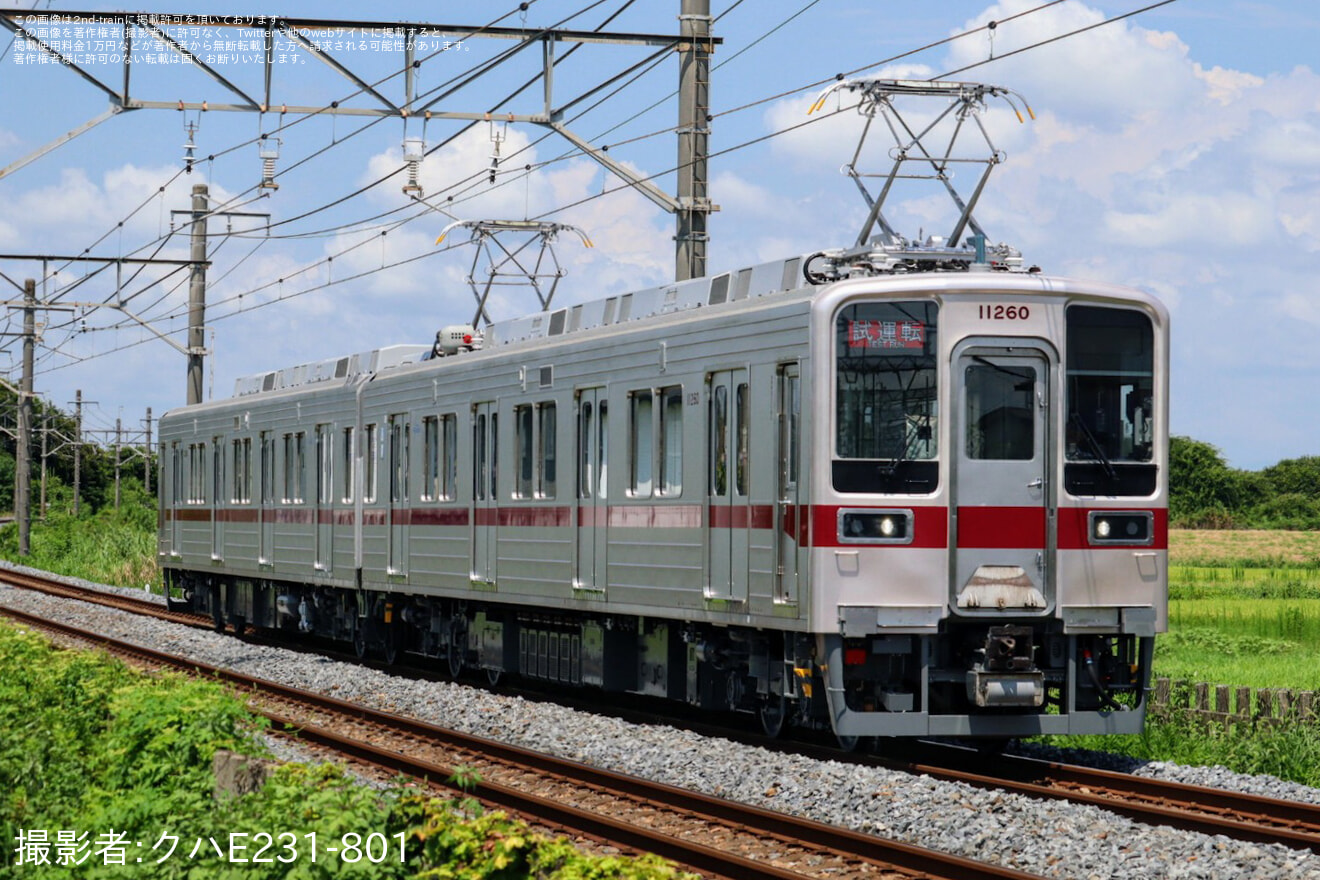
[260,157,279,190]
[402,137,424,196]
[258,136,281,191]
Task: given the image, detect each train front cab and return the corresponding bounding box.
[812,278,1168,738]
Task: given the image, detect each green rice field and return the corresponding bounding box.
[1163,529,1320,691]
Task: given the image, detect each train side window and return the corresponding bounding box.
[490,413,499,499]
[212,438,224,507]
[341,427,354,503]
[316,425,333,506]
[170,442,181,506]
[423,414,458,501]
[597,402,608,500]
[231,438,252,504]
[283,432,306,503]
[188,442,206,504]
[422,416,439,501]
[735,382,749,496]
[710,385,728,495]
[578,403,593,499]
[475,414,488,502]
[363,424,377,504]
[658,386,683,496]
[260,432,275,505]
[630,391,654,497]
[538,403,556,499]
[515,405,534,499]
[294,433,306,503]
[442,415,457,500]
[389,416,410,503]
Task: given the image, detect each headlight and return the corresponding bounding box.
[1088,511,1153,545]
[839,509,913,544]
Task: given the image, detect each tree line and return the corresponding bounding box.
[1171,436,1320,529]
[0,389,152,520]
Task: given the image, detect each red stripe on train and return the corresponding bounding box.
[955,506,1046,549]
[168,504,1164,551]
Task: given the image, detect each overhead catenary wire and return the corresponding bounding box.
[24,0,1181,378]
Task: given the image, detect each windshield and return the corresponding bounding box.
[1065,306,1154,464]
[835,301,938,461]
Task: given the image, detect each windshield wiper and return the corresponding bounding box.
[1070,411,1117,481]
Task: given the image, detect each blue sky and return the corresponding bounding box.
[0,0,1316,470]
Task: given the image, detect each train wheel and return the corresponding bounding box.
[758,695,788,738]
[383,624,402,666]
[209,585,224,633]
[353,619,368,660]
[445,618,466,678]
[485,668,502,688]
[835,733,861,753]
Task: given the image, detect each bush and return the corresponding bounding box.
[0,624,694,879]
[1248,493,1320,530]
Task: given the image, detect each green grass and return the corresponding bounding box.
[0,480,159,590]
[1038,715,1320,786]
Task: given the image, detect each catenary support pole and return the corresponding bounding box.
[16,279,34,555]
[187,184,209,406]
[676,0,711,282]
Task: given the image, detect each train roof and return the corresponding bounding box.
[223,237,1160,405]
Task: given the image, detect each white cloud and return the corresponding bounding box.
[944,2,1204,123]
[1102,191,1274,248]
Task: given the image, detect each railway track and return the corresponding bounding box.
[5,566,1320,863]
[0,582,1036,880]
[873,744,1320,855]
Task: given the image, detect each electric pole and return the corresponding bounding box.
[143,407,153,494]
[187,184,208,406]
[72,390,83,518]
[15,279,34,555]
[39,412,47,518]
[114,416,122,510]
[676,0,712,281]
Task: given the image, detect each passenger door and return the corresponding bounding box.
[774,365,802,605]
[706,368,750,602]
[387,415,410,576]
[314,425,334,573]
[210,438,224,560]
[574,388,608,591]
[952,346,1052,615]
[259,432,275,565]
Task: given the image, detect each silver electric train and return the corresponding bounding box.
[158,243,1168,743]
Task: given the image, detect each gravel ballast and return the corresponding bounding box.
[1,567,1317,879]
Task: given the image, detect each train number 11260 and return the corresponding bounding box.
[978,304,1030,320]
